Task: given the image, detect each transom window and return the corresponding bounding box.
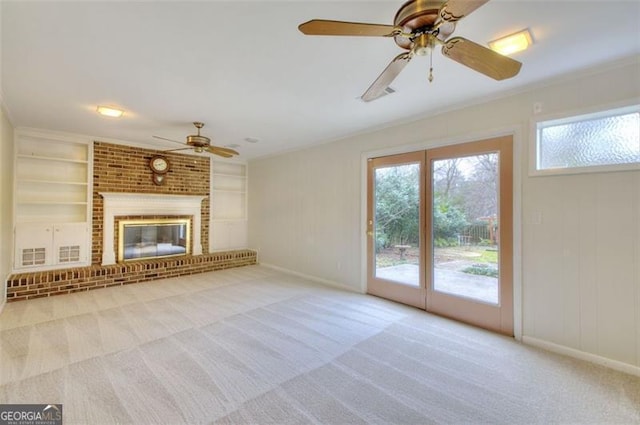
[533,104,639,175]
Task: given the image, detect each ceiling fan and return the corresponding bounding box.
[153,122,239,158]
[298,0,523,102]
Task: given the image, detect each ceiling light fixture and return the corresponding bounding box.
[244,137,260,144]
[488,29,533,56]
[96,106,124,118]
[413,33,434,57]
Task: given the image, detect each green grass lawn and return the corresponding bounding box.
[474,248,498,264]
[376,245,497,268]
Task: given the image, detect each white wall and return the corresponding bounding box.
[248,58,640,371]
[0,105,14,309]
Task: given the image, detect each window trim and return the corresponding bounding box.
[529,102,640,177]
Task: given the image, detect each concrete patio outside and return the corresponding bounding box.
[375,264,498,304]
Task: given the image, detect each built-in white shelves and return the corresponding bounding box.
[15,132,91,224]
[211,163,247,221]
[211,161,248,250]
[13,129,93,271]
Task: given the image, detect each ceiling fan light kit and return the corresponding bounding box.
[413,33,436,56]
[298,0,523,102]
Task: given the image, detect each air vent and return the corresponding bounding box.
[22,247,46,266]
[359,86,396,102]
[59,245,81,263]
[382,86,396,95]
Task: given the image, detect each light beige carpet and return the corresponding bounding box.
[1,265,638,424]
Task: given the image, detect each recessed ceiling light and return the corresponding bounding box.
[244,137,260,143]
[97,105,124,118]
[488,29,533,56]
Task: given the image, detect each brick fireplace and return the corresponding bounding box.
[100,192,206,265]
[6,142,256,302]
[91,142,211,264]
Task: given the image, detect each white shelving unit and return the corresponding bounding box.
[210,161,248,251]
[13,129,92,270]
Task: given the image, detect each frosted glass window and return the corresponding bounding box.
[536,105,639,172]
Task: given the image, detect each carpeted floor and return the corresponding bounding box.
[1,265,638,424]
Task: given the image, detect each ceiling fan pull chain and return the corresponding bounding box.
[428,50,434,83]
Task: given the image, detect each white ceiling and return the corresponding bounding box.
[2,1,639,160]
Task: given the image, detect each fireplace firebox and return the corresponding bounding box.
[118,218,191,262]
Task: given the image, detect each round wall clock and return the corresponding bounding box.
[149,155,170,174]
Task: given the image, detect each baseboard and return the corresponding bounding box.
[259,262,363,294]
[522,336,640,377]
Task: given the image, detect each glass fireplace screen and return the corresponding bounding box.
[118,218,191,262]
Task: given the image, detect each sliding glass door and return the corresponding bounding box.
[366,136,513,335]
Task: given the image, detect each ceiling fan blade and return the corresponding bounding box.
[441,37,522,80]
[163,147,193,152]
[361,52,412,102]
[206,146,238,158]
[206,150,233,158]
[208,145,239,156]
[298,19,400,37]
[439,0,490,22]
[153,135,184,145]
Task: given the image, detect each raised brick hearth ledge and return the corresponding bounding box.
[6,250,257,302]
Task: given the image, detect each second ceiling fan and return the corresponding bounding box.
[153,122,239,158]
[299,0,523,102]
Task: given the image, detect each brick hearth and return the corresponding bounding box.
[6,250,256,302]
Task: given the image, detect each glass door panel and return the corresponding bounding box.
[426,137,513,335]
[374,162,421,286]
[432,153,500,305]
[367,152,426,309]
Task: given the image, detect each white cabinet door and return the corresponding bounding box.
[211,221,231,251]
[14,223,53,268]
[53,223,88,265]
[14,222,89,270]
[211,220,248,251]
[227,221,248,249]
